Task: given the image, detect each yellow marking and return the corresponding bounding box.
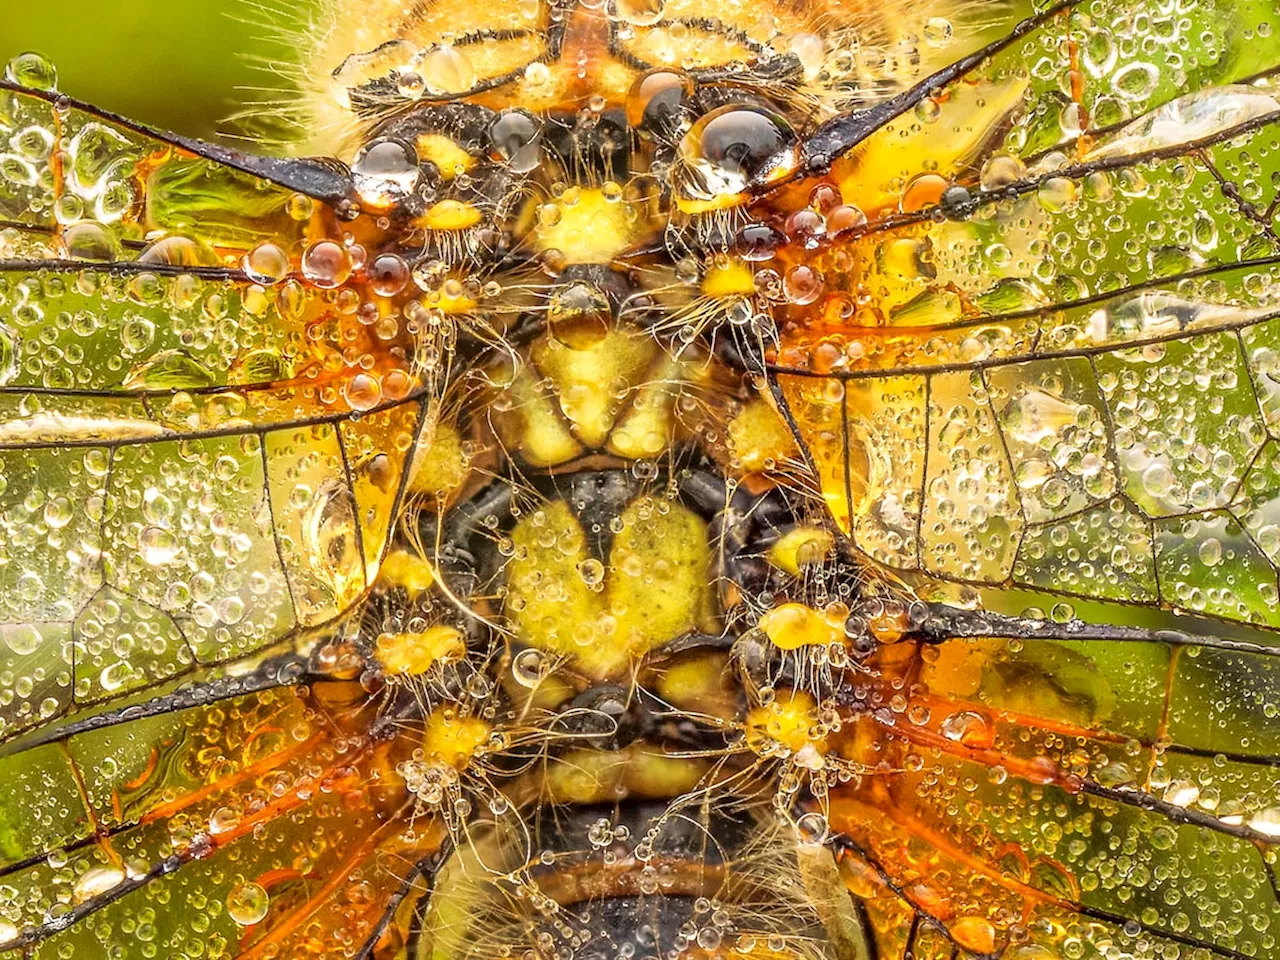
[376,624,465,676]
[766,528,835,576]
[746,689,827,757]
[607,354,692,460]
[490,363,585,466]
[505,498,713,678]
[727,397,798,473]
[655,652,737,721]
[378,548,437,596]
[532,326,658,448]
[530,187,653,263]
[422,709,491,769]
[416,134,476,180]
[546,744,708,804]
[407,422,470,499]
[418,199,483,231]
[700,258,756,298]
[758,603,843,650]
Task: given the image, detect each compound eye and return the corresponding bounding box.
[625,68,695,142]
[674,105,800,212]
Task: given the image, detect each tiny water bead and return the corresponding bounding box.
[0,4,1276,959]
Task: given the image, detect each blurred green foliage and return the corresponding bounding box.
[0,0,315,142]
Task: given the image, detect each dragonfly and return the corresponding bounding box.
[0,0,1276,957]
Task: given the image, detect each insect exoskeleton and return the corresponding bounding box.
[235,0,1001,953]
[415,796,870,959]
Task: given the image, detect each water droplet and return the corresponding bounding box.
[369,253,410,297]
[2,624,43,656]
[676,106,799,204]
[344,373,383,411]
[243,243,290,285]
[5,52,57,91]
[923,17,953,46]
[227,882,270,926]
[489,110,542,173]
[302,240,352,289]
[626,70,693,143]
[614,0,665,26]
[512,648,546,687]
[979,154,1027,191]
[353,138,421,208]
[73,865,124,903]
[420,45,476,95]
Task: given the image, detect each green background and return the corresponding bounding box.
[0,0,315,142]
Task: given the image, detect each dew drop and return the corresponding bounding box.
[614,0,665,26]
[352,138,421,208]
[5,52,57,91]
[302,240,352,289]
[421,45,476,95]
[227,882,270,926]
[243,243,290,285]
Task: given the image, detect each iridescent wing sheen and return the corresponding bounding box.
[761,3,1280,959]
[0,669,442,958]
[0,82,432,742]
[768,0,1280,630]
[825,611,1280,960]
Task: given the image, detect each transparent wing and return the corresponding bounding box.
[768,5,1280,629]
[0,79,352,250]
[769,5,1280,958]
[0,670,440,958]
[0,83,434,740]
[825,615,1280,960]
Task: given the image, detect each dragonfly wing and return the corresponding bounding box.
[770,5,1280,958]
[769,1,1280,629]
[0,85,434,739]
[0,671,441,958]
[826,619,1280,960]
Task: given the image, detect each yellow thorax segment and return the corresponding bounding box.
[505,498,715,678]
[529,187,654,263]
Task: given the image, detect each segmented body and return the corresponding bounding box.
[0,1,1277,959]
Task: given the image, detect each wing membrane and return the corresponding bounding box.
[0,682,435,958]
[0,92,433,738]
[0,81,351,248]
[770,82,1280,628]
[795,0,1280,200]
[828,627,1280,960]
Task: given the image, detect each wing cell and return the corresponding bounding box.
[770,79,1280,628]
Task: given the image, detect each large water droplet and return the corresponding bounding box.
[227,882,270,925]
[352,138,420,208]
[420,45,476,95]
[676,106,799,203]
[302,240,352,289]
[5,52,57,91]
